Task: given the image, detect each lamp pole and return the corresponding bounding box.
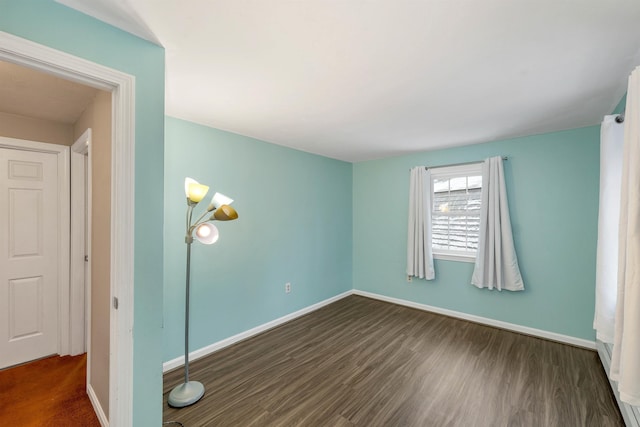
[183,234,193,384]
[168,205,205,407]
[183,204,195,386]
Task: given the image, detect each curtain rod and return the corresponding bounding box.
[422,156,508,170]
[616,113,625,123]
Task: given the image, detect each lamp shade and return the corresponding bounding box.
[184,177,197,198]
[210,192,234,209]
[194,223,219,244]
[212,205,239,221]
[188,184,209,203]
[184,177,209,203]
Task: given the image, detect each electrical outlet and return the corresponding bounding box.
[285,282,291,293]
[407,275,413,283]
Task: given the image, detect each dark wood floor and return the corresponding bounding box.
[163,295,623,426]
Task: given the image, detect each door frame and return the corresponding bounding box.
[0,31,136,426]
[0,137,70,357]
[70,129,91,357]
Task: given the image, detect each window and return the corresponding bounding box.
[430,163,482,262]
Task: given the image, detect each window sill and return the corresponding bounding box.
[433,253,476,263]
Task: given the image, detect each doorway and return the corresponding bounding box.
[0,31,136,426]
[0,62,110,421]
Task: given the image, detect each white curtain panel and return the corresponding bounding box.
[407,166,435,280]
[471,156,524,291]
[593,116,624,344]
[611,65,640,406]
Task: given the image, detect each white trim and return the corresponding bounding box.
[87,383,109,427]
[58,145,71,357]
[109,62,135,427]
[0,35,117,92]
[0,137,69,153]
[0,137,71,357]
[0,31,136,426]
[70,129,91,356]
[163,291,352,372]
[596,340,640,427]
[429,162,483,175]
[353,289,596,350]
[433,253,476,263]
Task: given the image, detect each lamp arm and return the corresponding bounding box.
[186,205,194,231]
[185,205,198,244]
[186,211,216,240]
[186,223,202,240]
[192,209,212,229]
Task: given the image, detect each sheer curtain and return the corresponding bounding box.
[471,156,524,291]
[407,166,434,280]
[611,65,640,406]
[593,115,624,343]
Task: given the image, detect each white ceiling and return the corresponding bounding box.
[57,0,640,162]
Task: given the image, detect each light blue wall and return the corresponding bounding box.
[0,2,165,425]
[614,94,627,114]
[353,126,600,340]
[163,117,353,361]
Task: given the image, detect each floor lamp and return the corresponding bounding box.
[168,177,239,408]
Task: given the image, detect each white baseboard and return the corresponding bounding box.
[87,384,109,427]
[596,340,640,427]
[163,290,353,372]
[353,289,596,350]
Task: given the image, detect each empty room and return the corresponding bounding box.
[1,1,640,426]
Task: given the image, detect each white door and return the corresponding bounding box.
[0,147,59,369]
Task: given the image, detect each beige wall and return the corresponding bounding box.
[0,111,73,145]
[74,89,112,418]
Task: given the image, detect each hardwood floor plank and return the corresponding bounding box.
[163,295,623,426]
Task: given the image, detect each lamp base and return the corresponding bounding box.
[168,380,205,408]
